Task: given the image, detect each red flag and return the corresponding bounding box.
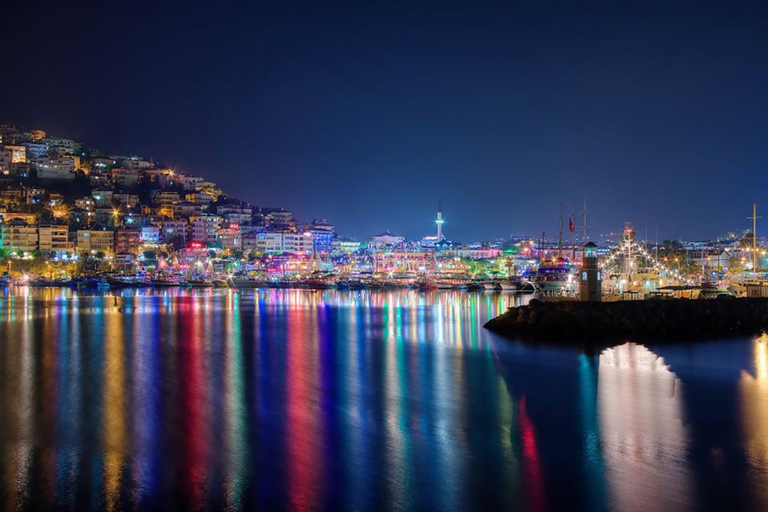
[569,217,574,233]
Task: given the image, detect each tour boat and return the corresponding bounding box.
[151,273,186,287]
[302,272,337,289]
[534,259,578,295]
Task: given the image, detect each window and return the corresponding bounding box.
[582,271,587,280]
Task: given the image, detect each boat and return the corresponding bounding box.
[230,275,270,288]
[435,275,473,290]
[151,273,186,287]
[302,271,337,289]
[699,281,734,299]
[107,274,148,288]
[337,278,366,290]
[499,279,520,291]
[28,277,55,287]
[187,272,214,288]
[534,258,578,295]
[481,280,500,291]
[415,276,438,290]
[467,280,485,291]
[188,276,214,288]
[362,276,384,289]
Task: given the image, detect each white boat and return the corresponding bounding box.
[535,259,578,295]
[499,280,520,291]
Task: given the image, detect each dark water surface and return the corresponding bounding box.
[0,288,767,511]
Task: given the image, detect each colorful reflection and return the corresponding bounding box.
[0,288,529,510]
[598,343,692,511]
[3,288,767,510]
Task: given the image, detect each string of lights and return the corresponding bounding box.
[600,238,696,286]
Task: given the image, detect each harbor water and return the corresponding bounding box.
[0,288,767,511]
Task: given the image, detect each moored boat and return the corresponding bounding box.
[151,273,186,287]
[188,276,214,288]
[302,271,337,289]
[534,258,578,295]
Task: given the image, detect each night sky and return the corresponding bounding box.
[2,1,767,242]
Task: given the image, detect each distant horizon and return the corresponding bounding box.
[3,1,767,242]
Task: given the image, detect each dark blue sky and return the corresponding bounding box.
[2,1,767,241]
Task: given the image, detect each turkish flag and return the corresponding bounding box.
[569,218,574,233]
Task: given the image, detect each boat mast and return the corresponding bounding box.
[748,204,761,273]
[571,202,576,260]
[558,203,564,259]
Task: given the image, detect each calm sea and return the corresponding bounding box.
[0,288,766,511]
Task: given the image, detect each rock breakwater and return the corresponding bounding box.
[485,296,768,341]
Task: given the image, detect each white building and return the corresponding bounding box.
[141,226,161,244]
[255,231,314,254]
[36,157,75,180]
[370,232,406,250]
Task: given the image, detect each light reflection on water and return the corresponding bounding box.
[598,344,691,511]
[0,288,767,510]
[740,334,768,508]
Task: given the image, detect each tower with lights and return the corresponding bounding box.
[436,201,445,241]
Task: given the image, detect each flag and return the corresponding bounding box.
[569,217,574,233]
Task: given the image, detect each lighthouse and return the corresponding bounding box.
[580,242,602,302]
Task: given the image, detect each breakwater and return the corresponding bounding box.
[484,296,768,342]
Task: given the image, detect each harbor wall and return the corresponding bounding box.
[484,296,768,342]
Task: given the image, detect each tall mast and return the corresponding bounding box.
[571,202,576,260]
[558,203,564,258]
[582,197,588,242]
[748,204,761,272]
